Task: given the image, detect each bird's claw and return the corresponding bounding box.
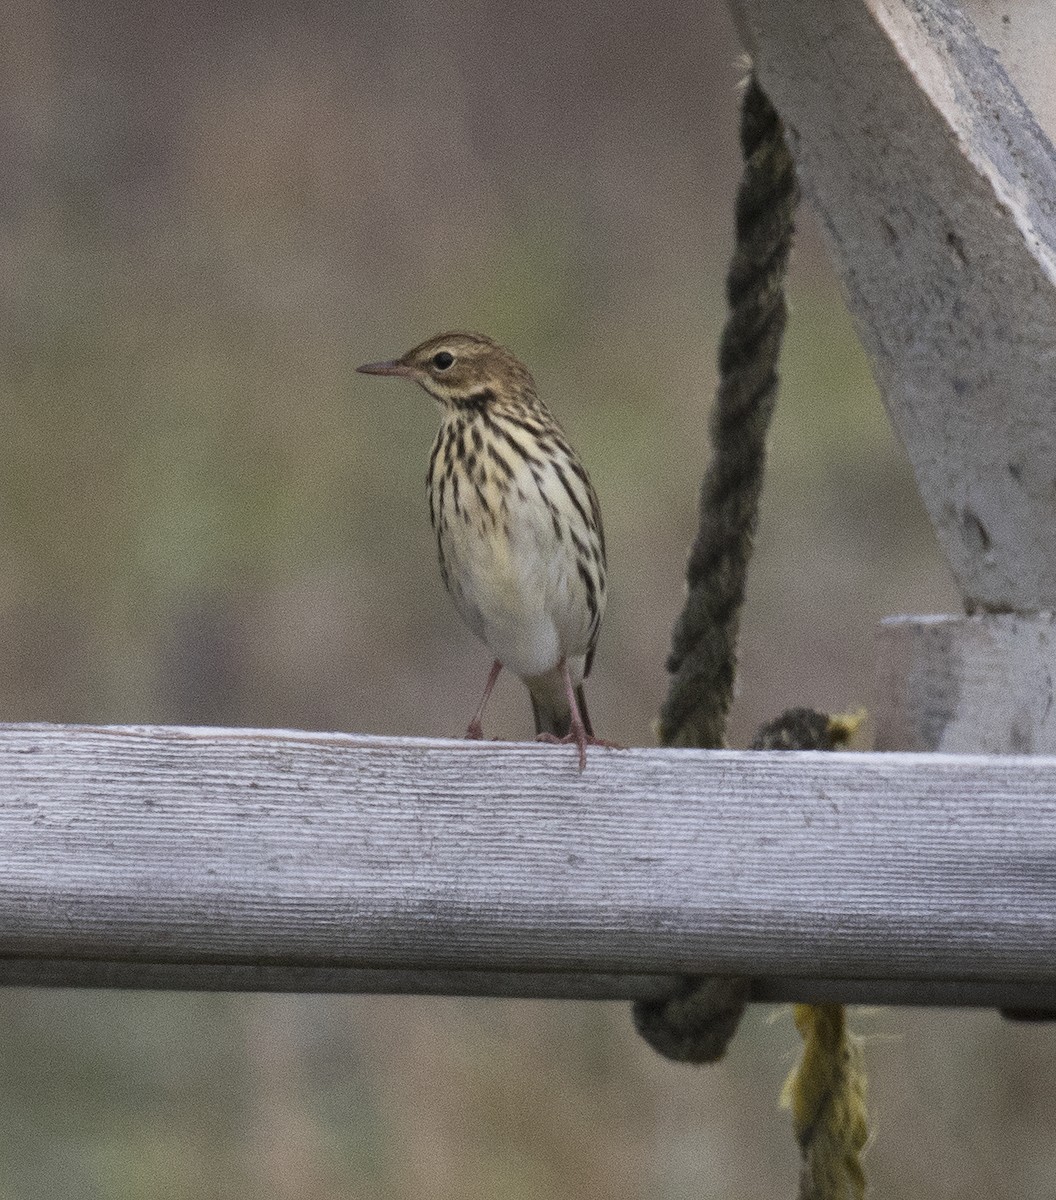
[535,731,622,771]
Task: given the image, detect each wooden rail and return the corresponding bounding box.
[0,723,1053,1008]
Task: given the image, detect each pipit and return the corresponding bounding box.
[358,332,608,768]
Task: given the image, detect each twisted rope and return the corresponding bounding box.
[635,69,870,1198]
[763,713,869,1200]
[656,72,798,750]
[633,72,798,1065]
[782,1003,869,1200]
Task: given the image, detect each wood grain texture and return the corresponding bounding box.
[728,0,1056,610]
[0,723,1054,1007]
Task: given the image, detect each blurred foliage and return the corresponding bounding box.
[0,0,1049,1198]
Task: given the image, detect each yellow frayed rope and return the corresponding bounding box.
[781,1002,869,1200]
[755,712,869,1199]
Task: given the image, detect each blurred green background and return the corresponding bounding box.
[2,0,1054,1197]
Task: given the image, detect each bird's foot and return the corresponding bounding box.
[463,660,502,742]
[535,731,623,771]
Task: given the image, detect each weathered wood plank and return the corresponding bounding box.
[729,0,1056,610]
[965,0,1056,146]
[0,723,1053,1006]
[876,612,1056,754]
[3,960,1056,1012]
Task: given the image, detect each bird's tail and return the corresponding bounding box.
[530,684,593,738]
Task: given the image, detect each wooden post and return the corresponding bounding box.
[727,0,1056,757]
[876,614,1056,753]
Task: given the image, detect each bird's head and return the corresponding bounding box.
[357,332,535,411]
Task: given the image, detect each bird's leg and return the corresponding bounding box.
[560,658,591,771]
[536,659,624,769]
[465,659,502,740]
[534,659,591,769]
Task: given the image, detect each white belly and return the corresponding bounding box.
[435,464,597,682]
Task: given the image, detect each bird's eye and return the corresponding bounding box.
[432,351,455,371]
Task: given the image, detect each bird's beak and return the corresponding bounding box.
[357,359,411,378]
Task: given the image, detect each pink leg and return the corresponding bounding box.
[465,660,502,740]
[536,658,624,770]
[559,659,590,771]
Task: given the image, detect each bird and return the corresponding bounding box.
[357,332,608,768]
